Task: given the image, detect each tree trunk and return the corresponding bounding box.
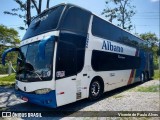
[109,15,113,23]
[26,0,31,26]
[122,9,125,29]
[31,0,39,14]
[46,0,50,9]
[38,0,42,14]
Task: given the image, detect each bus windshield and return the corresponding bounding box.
[16,40,54,82]
[22,5,64,40]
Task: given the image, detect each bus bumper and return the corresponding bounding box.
[15,90,57,108]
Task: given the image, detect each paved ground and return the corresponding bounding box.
[0,80,159,120]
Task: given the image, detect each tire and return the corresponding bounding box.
[145,72,149,81]
[140,72,145,83]
[89,79,103,101]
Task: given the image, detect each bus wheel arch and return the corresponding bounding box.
[88,76,104,101]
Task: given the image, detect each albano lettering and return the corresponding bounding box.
[102,41,123,53]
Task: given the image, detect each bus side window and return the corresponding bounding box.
[56,42,76,79]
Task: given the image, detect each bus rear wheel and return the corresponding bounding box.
[145,72,149,81]
[140,72,145,83]
[89,79,103,101]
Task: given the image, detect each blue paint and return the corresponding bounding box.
[15,90,57,108]
[38,36,55,60]
[135,49,147,81]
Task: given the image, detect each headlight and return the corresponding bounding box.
[35,88,52,94]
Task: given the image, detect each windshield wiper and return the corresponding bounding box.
[26,70,43,81]
[18,62,43,81]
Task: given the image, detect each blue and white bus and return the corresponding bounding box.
[2,3,154,108]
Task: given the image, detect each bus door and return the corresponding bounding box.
[55,42,77,106]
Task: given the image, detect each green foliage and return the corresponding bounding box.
[139,32,158,45]
[0,65,8,74]
[0,46,18,74]
[113,94,124,99]
[0,25,20,45]
[102,0,136,31]
[0,25,19,74]
[0,74,15,86]
[139,32,159,69]
[128,85,159,92]
[154,70,159,80]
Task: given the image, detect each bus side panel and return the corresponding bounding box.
[133,50,147,82]
[149,53,154,78]
[88,34,139,91]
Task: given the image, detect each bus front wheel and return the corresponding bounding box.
[89,79,103,101]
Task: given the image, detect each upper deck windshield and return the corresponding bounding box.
[22,5,64,40]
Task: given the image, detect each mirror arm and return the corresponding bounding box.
[1,47,25,66]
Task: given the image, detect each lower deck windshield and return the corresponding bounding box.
[16,40,54,82]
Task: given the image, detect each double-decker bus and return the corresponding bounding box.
[2,3,154,108]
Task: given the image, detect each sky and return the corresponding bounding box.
[0,0,159,40]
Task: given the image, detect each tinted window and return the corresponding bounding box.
[91,50,141,71]
[92,16,148,50]
[56,41,76,79]
[23,5,64,40]
[121,31,133,46]
[92,16,122,42]
[59,32,86,73]
[61,7,91,34]
[20,45,28,57]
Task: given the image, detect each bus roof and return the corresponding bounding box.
[31,3,148,45]
[63,3,148,45]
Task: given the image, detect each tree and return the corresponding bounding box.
[0,25,20,46]
[139,32,158,46]
[4,0,51,29]
[0,25,20,73]
[139,32,159,69]
[102,0,136,31]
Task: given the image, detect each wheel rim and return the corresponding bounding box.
[91,81,100,97]
[141,73,144,82]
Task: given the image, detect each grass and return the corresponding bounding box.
[0,74,15,86]
[153,70,159,80]
[128,85,159,92]
[113,94,124,99]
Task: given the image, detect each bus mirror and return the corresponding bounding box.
[1,48,22,66]
[38,36,54,60]
[25,62,34,71]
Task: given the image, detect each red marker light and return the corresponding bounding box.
[22,97,28,102]
[59,92,64,94]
